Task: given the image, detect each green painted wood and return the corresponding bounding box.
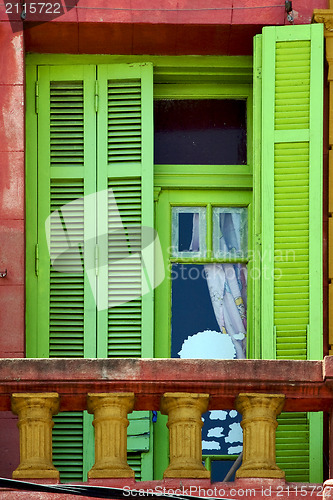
[28,57,254,482]
[26,64,39,359]
[27,62,155,483]
[30,65,97,482]
[37,65,97,361]
[96,63,154,478]
[252,34,262,359]
[96,64,154,362]
[260,24,323,482]
[53,412,85,482]
[26,54,253,86]
[154,189,252,479]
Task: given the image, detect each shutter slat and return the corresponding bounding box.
[48,80,87,482]
[108,79,142,164]
[49,180,85,358]
[108,179,142,358]
[53,412,84,483]
[50,82,85,169]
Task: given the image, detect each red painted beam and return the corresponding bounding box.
[14,0,329,26]
[0,358,332,413]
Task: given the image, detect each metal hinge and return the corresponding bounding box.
[95,244,99,276]
[35,81,39,114]
[35,244,39,276]
[94,81,99,113]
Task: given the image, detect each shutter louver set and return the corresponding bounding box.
[258,24,323,482]
[31,64,153,482]
[49,181,85,358]
[107,179,143,357]
[97,64,154,364]
[37,69,97,482]
[275,413,309,482]
[53,412,84,482]
[107,80,142,163]
[274,40,310,361]
[107,79,144,357]
[128,453,143,481]
[49,81,86,357]
[274,142,309,360]
[98,66,154,472]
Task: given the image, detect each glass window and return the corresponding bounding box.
[154,99,247,165]
[171,263,247,360]
[171,207,206,257]
[213,207,248,259]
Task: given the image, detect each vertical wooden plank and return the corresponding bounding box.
[309,412,323,483]
[37,65,51,358]
[25,64,39,358]
[329,150,333,215]
[329,283,333,346]
[329,218,333,281]
[96,63,108,359]
[82,65,98,360]
[261,27,276,360]
[252,33,262,359]
[140,63,154,359]
[308,23,324,362]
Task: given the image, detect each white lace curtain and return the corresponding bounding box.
[191,212,247,359]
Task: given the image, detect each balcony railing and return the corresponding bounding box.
[1,357,333,498]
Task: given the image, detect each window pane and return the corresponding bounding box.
[213,207,248,259]
[171,263,247,359]
[202,409,243,458]
[154,99,247,165]
[210,457,242,482]
[171,263,246,460]
[171,207,206,257]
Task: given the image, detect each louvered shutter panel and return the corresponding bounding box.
[97,63,154,359]
[258,24,323,482]
[35,65,97,482]
[96,64,154,477]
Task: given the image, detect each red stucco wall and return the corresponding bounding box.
[0,21,24,359]
[0,18,24,477]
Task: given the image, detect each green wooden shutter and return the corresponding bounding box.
[26,63,154,482]
[96,63,154,478]
[96,63,154,359]
[257,24,323,482]
[28,65,97,482]
[36,65,97,359]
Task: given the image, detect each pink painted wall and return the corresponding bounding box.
[0,21,24,358]
[0,19,24,477]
